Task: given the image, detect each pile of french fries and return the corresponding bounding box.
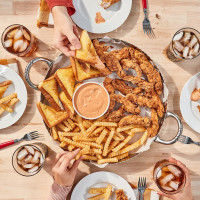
[88,185,112,200]
[51,114,148,165]
[0,80,19,117]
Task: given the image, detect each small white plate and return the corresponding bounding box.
[71,171,136,200]
[71,0,132,33]
[0,65,27,129]
[180,72,200,133]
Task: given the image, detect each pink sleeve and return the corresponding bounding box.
[48,182,72,200]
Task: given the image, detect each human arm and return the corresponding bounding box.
[48,149,82,200]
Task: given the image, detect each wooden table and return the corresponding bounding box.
[0,0,200,199]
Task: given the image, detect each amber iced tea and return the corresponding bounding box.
[153,160,186,194]
[1,24,37,57]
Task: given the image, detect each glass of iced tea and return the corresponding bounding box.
[166,27,200,62]
[12,143,48,177]
[153,159,186,194]
[1,24,37,57]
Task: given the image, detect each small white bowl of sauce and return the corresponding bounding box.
[72,82,110,120]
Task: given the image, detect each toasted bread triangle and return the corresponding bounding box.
[37,102,69,128]
[0,80,12,99]
[75,30,105,69]
[38,75,61,111]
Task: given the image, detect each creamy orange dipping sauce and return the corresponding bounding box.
[73,83,109,119]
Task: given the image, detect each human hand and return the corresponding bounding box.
[158,157,192,200]
[52,6,81,57]
[52,149,82,187]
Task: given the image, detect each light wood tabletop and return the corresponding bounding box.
[0,0,200,199]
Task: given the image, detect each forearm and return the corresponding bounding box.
[48,182,72,200]
[46,0,75,15]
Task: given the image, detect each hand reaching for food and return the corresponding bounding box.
[52,149,82,187]
[52,6,81,57]
[158,157,192,200]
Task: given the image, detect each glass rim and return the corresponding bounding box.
[171,27,200,60]
[12,144,45,177]
[1,24,34,56]
[154,162,186,195]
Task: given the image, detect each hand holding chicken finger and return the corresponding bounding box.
[52,149,82,187]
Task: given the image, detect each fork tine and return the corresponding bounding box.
[31,136,40,140]
[138,177,141,187]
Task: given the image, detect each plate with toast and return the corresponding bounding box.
[71,0,132,33]
[0,65,27,129]
[26,30,182,166]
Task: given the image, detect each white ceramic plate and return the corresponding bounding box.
[0,65,27,129]
[180,72,200,133]
[71,0,132,33]
[71,171,136,200]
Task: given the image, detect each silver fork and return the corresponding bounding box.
[0,131,43,149]
[138,177,146,200]
[178,135,200,146]
[142,0,155,38]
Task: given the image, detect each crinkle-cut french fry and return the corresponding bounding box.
[103,128,115,156]
[0,93,17,104]
[59,141,67,148]
[0,103,13,112]
[77,115,86,135]
[126,127,146,136]
[104,185,112,200]
[73,135,98,142]
[116,152,129,160]
[88,188,107,194]
[115,132,125,140]
[63,120,73,130]
[86,124,97,136]
[57,123,70,132]
[108,140,120,153]
[116,125,138,133]
[68,145,75,151]
[120,156,131,162]
[89,148,102,155]
[83,120,93,128]
[109,130,148,157]
[97,157,118,165]
[67,118,76,129]
[89,126,104,137]
[63,138,89,148]
[58,131,81,137]
[83,155,98,161]
[95,115,106,122]
[75,146,90,160]
[113,135,122,141]
[96,154,103,160]
[73,126,80,132]
[94,122,117,127]
[51,127,58,140]
[112,135,132,152]
[88,193,105,200]
[96,129,108,144]
[80,141,103,149]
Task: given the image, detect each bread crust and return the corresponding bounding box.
[0,80,12,87]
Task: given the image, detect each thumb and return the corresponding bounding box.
[66,29,81,50]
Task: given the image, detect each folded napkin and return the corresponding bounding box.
[0,58,19,74]
[37,0,75,28]
[133,188,160,200]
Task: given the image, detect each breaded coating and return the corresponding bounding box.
[127,91,164,117]
[112,79,142,95]
[111,94,140,115]
[119,115,151,127]
[147,109,159,137]
[121,59,142,78]
[106,106,124,122]
[111,47,130,61]
[103,77,115,94]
